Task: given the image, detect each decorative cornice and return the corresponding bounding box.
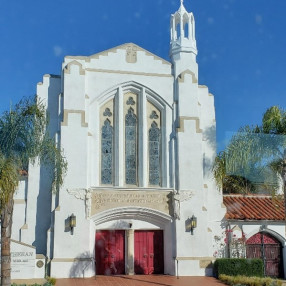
[85,68,172,78]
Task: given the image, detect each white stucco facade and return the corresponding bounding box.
[10,2,229,279]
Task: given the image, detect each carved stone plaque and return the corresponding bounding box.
[126,45,137,63]
[91,190,171,216]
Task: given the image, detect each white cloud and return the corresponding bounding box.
[255,14,263,25]
[207,17,214,25]
[134,12,141,19]
[53,45,63,57]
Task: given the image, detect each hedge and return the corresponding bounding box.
[213,258,264,278]
[219,274,282,286]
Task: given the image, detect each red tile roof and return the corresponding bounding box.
[223,195,285,221]
[19,170,28,176]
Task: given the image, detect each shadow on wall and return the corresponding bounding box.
[69,252,94,278]
[34,165,53,254]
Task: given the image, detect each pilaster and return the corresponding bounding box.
[127,229,135,275]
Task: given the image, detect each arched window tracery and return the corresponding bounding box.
[100,91,162,187]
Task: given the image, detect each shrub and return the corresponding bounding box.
[213,258,264,278]
[46,277,56,285]
[219,274,282,286]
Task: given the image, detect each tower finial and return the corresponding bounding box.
[180,0,184,5]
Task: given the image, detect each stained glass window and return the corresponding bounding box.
[101,119,113,184]
[149,121,161,185]
[125,107,137,185]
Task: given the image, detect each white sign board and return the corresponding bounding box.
[11,240,36,279]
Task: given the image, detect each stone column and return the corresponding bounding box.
[127,229,134,275]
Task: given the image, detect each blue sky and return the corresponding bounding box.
[0,0,285,152]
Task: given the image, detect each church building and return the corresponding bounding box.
[11,1,227,278]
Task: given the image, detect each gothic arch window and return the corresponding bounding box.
[148,104,161,186]
[99,89,163,188]
[184,23,189,39]
[149,122,161,185]
[125,95,137,185]
[100,102,114,185]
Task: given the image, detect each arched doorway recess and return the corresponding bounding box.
[246,232,284,277]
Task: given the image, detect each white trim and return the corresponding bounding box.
[93,81,172,110]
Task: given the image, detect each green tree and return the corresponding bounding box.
[213,106,285,196]
[0,97,67,286]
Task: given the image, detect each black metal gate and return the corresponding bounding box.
[246,232,283,278]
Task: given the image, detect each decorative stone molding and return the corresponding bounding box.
[14,199,25,204]
[172,191,193,220]
[92,206,172,226]
[87,43,170,66]
[126,44,137,63]
[67,188,92,218]
[199,260,213,269]
[178,69,198,83]
[21,224,28,230]
[64,60,85,75]
[61,110,88,127]
[177,116,202,133]
[175,256,214,260]
[91,190,171,216]
[85,68,172,78]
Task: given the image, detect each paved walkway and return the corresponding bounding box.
[56,276,226,286]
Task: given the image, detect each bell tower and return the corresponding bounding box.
[170,0,198,79]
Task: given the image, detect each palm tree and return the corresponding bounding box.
[213,151,257,194]
[213,107,285,196]
[0,96,67,286]
[259,106,286,218]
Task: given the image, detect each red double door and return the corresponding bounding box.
[134,230,164,274]
[95,230,125,275]
[95,230,164,275]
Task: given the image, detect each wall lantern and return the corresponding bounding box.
[190,215,197,235]
[70,213,76,235]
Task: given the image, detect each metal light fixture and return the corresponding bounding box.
[190,215,197,235]
[70,213,76,235]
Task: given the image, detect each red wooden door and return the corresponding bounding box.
[95,230,125,275]
[134,230,164,274]
[246,232,283,278]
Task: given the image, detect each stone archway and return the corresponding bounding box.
[92,207,172,276]
[246,232,284,278]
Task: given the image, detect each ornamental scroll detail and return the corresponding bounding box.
[67,188,92,218]
[172,191,194,220]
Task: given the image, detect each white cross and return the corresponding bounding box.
[181,0,184,4]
